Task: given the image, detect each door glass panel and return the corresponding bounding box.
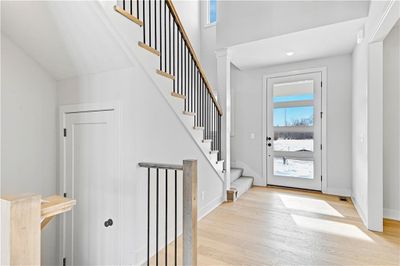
[273,80,314,103]
[273,157,314,179]
[274,132,314,152]
[273,106,314,127]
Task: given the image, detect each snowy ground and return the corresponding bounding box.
[273,139,314,179]
[274,139,313,152]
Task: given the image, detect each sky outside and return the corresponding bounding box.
[273,94,314,127]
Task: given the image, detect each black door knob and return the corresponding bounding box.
[104,218,113,227]
[267,143,272,147]
[267,137,272,141]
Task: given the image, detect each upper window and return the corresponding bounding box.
[207,0,217,25]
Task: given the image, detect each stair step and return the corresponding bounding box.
[156,69,175,80]
[193,126,204,130]
[231,176,254,199]
[183,111,196,116]
[216,160,224,164]
[171,92,186,100]
[230,168,244,183]
[138,41,160,56]
[202,139,212,143]
[209,150,219,154]
[114,5,143,26]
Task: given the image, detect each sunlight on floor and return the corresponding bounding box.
[279,194,344,217]
[291,214,374,242]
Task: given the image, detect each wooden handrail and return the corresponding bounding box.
[166,0,223,116]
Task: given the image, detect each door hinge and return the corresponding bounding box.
[321,81,323,87]
[63,192,67,198]
[320,144,323,150]
[321,175,323,181]
[320,112,323,118]
[62,258,66,266]
[63,128,67,137]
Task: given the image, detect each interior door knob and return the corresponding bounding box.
[267,143,272,147]
[104,218,113,227]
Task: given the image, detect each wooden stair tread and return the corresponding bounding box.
[183,111,196,116]
[114,6,143,26]
[138,41,160,56]
[171,92,186,99]
[156,69,175,80]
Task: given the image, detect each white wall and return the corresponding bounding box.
[174,0,201,57]
[217,1,369,48]
[383,24,400,220]
[351,0,398,230]
[1,34,58,265]
[231,54,353,196]
[57,65,224,264]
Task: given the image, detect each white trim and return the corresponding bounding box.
[198,195,224,220]
[58,102,122,265]
[262,67,327,192]
[325,187,351,197]
[352,196,368,226]
[205,0,217,27]
[383,208,400,221]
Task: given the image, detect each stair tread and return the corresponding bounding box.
[114,5,143,26]
[230,176,254,198]
[230,168,244,182]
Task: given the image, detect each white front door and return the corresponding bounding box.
[62,110,120,265]
[266,72,322,191]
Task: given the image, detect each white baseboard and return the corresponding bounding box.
[384,208,400,221]
[199,195,224,220]
[325,187,351,197]
[351,196,368,227]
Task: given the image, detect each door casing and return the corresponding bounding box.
[262,68,327,192]
[58,102,121,265]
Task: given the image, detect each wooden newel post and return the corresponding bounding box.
[183,160,197,266]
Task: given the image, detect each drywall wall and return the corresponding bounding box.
[231,54,353,196]
[351,0,398,230]
[174,0,201,57]
[383,24,400,220]
[1,34,58,265]
[217,1,370,48]
[57,65,224,264]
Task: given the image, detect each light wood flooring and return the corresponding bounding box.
[153,186,400,265]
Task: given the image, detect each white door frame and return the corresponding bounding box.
[262,68,327,193]
[58,102,122,265]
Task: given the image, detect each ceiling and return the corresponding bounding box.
[1,1,132,80]
[230,18,366,70]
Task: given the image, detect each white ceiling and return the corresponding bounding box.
[230,18,366,70]
[1,1,132,80]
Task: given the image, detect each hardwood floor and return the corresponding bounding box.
[153,187,400,265]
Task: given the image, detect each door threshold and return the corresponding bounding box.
[265,184,322,194]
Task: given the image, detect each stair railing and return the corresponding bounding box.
[116,0,223,161]
[138,160,197,266]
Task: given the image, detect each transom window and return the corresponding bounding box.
[207,0,217,25]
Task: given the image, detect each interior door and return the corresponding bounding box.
[266,72,322,190]
[63,110,120,265]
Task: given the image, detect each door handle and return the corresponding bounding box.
[267,143,272,147]
[104,218,113,227]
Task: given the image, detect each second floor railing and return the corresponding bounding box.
[116,0,223,161]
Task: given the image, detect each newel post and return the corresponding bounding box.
[182,160,197,266]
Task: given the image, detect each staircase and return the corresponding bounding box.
[106,0,224,177]
[229,168,254,200]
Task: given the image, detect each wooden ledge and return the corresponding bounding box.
[114,6,143,26]
[183,111,196,116]
[171,92,186,99]
[138,41,160,56]
[156,69,175,80]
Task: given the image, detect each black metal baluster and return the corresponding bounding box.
[174,169,177,266]
[147,168,150,266]
[160,0,162,70]
[137,0,139,19]
[169,12,171,74]
[142,0,146,43]
[123,0,125,10]
[164,0,167,71]
[165,169,168,266]
[130,0,132,14]
[149,0,151,47]
[173,20,176,92]
[156,168,159,266]
[154,0,157,50]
